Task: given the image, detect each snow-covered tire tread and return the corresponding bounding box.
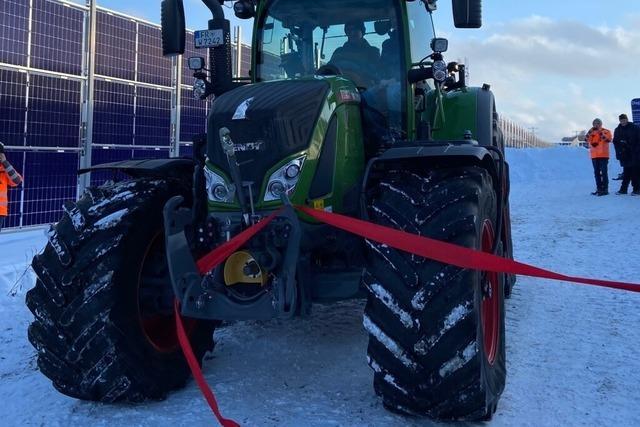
[26,178,215,402]
[364,166,506,421]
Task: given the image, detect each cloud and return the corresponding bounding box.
[458,16,640,79]
[451,16,640,140]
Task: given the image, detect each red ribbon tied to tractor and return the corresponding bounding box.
[176,205,640,426]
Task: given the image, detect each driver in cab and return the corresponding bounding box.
[329,20,380,87]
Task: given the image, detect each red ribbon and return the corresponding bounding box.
[174,300,240,427]
[297,206,640,293]
[179,204,640,427]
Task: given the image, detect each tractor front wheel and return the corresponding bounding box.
[364,166,506,420]
[26,178,215,402]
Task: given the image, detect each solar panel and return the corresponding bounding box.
[0,70,27,147]
[132,148,170,160]
[0,0,29,66]
[93,80,135,145]
[31,0,84,75]
[21,151,78,226]
[239,43,251,77]
[27,74,81,147]
[95,11,136,80]
[182,31,205,86]
[180,88,208,143]
[135,86,171,146]
[179,144,194,158]
[138,23,172,86]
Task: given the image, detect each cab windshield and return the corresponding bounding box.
[256,0,408,132]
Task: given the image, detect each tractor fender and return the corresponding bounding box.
[78,158,194,180]
[361,143,499,216]
[427,86,498,148]
[364,143,499,184]
[362,143,515,292]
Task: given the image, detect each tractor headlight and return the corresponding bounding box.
[432,60,447,82]
[285,164,301,179]
[212,184,229,200]
[268,180,286,198]
[264,155,306,202]
[194,79,207,99]
[204,166,235,203]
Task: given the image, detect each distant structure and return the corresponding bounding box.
[632,98,640,126]
[558,131,587,147]
[559,136,579,147]
[498,116,552,148]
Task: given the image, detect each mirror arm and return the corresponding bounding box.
[201,0,224,20]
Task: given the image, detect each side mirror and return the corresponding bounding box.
[451,0,482,29]
[234,0,255,19]
[161,0,186,56]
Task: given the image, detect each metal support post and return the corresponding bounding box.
[78,0,97,196]
[234,26,242,78]
[17,0,35,227]
[170,55,183,158]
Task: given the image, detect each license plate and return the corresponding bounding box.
[194,29,224,48]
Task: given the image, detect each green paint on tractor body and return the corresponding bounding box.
[205,76,365,216]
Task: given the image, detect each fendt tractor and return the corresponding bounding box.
[26,0,516,421]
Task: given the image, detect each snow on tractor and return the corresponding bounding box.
[26,0,516,421]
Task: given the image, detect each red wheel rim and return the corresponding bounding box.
[480,220,500,365]
[137,233,195,353]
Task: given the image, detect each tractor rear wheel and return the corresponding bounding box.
[26,178,215,402]
[364,166,506,420]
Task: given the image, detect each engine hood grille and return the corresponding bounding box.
[206,80,329,188]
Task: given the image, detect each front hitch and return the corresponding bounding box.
[163,196,302,320]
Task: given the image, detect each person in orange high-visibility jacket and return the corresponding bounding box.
[585,118,613,196]
[0,142,23,231]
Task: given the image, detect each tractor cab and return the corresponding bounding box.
[254,0,420,134]
[162,0,478,147]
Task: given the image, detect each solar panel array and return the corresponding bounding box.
[0,0,251,229]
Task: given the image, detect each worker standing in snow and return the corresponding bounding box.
[613,114,640,195]
[0,142,24,231]
[585,118,612,196]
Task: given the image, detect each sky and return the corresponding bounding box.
[70,0,640,141]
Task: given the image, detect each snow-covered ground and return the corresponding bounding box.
[1,147,639,426]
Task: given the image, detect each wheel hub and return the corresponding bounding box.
[480,220,500,365]
[137,233,194,353]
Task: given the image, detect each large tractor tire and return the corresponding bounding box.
[26,178,215,402]
[364,166,506,420]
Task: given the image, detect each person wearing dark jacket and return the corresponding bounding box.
[612,114,640,195]
[329,21,380,88]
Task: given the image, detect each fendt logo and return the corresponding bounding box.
[233,140,265,152]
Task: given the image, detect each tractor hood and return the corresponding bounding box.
[206,80,329,188]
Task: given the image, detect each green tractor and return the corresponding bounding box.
[26,0,515,421]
